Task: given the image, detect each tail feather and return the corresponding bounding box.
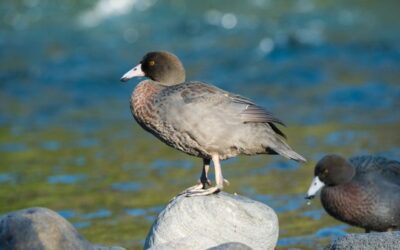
[276,147,307,163]
[269,137,307,163]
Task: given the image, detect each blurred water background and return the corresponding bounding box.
[0,0,399,249]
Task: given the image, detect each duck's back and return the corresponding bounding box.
[350,155,400,187]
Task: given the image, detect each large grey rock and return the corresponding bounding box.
[0,207,125,250]
[145,192,279,250]
[325,231,400,250]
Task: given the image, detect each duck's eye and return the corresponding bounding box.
[148,60,155,66]
[318,169,328,179]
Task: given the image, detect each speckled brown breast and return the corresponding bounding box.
[130,81,163,131]
[321,182,376,229]
[130,81,208,158]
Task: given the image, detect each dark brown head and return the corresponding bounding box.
[306,154,356,199]
[315,154,356,186]
[120,51,186,85]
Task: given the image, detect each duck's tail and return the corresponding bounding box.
[270,137,307,163]
[276,147,307,163]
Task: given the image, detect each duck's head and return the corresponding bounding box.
[305,154,355,199]
[120,51,186,85]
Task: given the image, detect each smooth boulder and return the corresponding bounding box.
[0,207,124,250]
[145,192,279,250]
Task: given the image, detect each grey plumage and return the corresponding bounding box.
[145,81,305,162]
[350,155,400,184]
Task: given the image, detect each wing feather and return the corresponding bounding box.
[174,81,285,127]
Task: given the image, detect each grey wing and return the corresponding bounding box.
[179,81,286,128]
[351,156,400,186]
[230,94,286,138]
[156,81,305,162]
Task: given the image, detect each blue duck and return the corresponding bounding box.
[121,51,306,196]
[306,154,400,232]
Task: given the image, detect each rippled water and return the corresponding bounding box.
[1,0,399,249]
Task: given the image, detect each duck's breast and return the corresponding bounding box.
[321,182,375,229]
[130,80,163,132]
[131,81,209,157]
[321,178,400,231]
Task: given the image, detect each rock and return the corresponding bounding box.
[207,242,253,250]
[147,240,252,250]
[145,192,279,250]
[325,231,400,250]
[0,207,125,250]
[94,246,126,250]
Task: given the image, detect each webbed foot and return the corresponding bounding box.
[184,185,222,197]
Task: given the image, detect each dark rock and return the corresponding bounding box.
[0,207,125,250]
[325,231,400,250]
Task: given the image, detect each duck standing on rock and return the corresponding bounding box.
[306,154,400,232]
[121,51,306,196]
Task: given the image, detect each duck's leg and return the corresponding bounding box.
[200,158,212,187]
[179,159,211,194]
[185,154,224,197]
